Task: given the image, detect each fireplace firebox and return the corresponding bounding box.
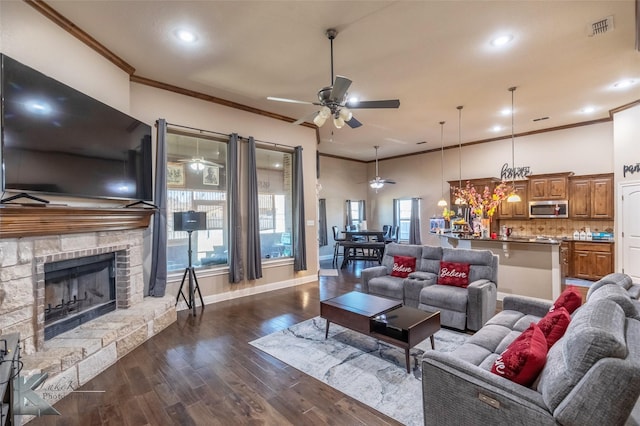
[44,253,116,340]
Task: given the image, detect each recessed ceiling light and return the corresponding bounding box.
[348,96,359,104]
[500,108,512,116]
[491,34,513,47]
[612,79,636,89]
[175,29,197,43]
[581,106,596,114]
[492,125,502,132]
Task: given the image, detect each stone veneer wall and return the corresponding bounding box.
[0,229,146,354]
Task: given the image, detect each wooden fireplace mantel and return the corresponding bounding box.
[0,205,156,239]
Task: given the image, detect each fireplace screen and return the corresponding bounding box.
[44,252,116,340]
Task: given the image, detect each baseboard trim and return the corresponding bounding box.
[176,274,317,311]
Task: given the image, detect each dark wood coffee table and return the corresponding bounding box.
[320,291,441,373]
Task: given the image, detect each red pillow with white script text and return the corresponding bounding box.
[390,256,416,278]
[437,261,470,288]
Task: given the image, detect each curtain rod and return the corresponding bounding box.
[162,121,298,150]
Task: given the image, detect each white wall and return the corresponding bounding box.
[317,156,368,259]
[613,104,640,271]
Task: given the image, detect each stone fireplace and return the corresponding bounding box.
[0,205,176,413]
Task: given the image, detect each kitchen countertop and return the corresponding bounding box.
[436,233,615,245]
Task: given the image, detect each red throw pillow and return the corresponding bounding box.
[537,307,571,349]
[390,255,416,278]
[550,286,582,314]
[437,261,470,288]
[491,323,548,387]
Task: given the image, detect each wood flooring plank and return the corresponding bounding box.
[26,260,405,425]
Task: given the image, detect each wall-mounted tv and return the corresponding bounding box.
[0,54,153,201]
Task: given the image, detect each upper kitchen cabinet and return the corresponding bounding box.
[448,177,500,207]
[528,172,573,200]
[497,181,529,219]
[569,173,614,219]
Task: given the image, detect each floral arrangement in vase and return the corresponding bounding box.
[453,180,515,218]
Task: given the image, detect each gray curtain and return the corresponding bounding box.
[246,137,262,280]
[345,200,352,228]
[409,197,422,245]
[149,119,168,296]
[228,133,243,283]
[393,199,399,228]
[318,198,328,247]
[293,146,307,271]
[358,200,366,221]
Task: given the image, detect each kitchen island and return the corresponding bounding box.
[436,233,561,301]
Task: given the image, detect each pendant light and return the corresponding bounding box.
[507,87,522,203]
[454,105,466,205]
[437,121,448,207]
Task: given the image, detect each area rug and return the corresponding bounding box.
[318,268,339,276]
[249,316,468,425]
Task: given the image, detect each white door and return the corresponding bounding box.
[621,183,640,282]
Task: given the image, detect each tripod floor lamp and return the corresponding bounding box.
[174,211,206,316]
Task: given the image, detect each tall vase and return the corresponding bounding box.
[481,218,490,239]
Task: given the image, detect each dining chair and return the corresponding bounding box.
[332,226,346,267]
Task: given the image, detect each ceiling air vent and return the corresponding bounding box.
[588,15,614,36]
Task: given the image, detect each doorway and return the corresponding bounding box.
[620,181,640,282]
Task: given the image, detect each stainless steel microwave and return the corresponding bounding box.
[529,200,569,218]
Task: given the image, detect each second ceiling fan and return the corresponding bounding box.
[268,29,400,129]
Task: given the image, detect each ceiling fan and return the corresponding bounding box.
[370,146,395,191]
[267,28,400,129]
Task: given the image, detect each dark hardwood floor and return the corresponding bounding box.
[28,259,402,426]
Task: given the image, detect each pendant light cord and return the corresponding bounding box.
[440,121,445,197]
[509,87,516,186]
[457,106,463,190]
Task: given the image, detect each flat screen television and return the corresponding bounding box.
[0,54,153,201]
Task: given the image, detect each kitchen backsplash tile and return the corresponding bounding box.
[499,219,614,239]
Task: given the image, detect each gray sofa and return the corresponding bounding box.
[361,243,498,331]
[422,274,640,426]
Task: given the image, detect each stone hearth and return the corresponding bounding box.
[0,215,176,418]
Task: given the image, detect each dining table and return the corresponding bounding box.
[340,230,386,268]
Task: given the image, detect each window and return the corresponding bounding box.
[256,147,293,259]
[166,132,227,272]
[347,200,366,228]
[396,199,413,242]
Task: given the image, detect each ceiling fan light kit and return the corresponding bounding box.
[268,28,400,129]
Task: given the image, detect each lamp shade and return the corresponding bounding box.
[333,116,345,129]
[507,193,522,203]
[313,114,327,127]
[370,181,384,189]
[339,107,353,121]
[437,198,448,207]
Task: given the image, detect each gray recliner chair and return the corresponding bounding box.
[418,248,498,331]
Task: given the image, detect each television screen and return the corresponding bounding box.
[0,54,153,201]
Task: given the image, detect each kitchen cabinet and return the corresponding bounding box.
[572,242,614,281]
[447,177,500,208]
[569,173,613,219]
[497,181,528,218]
[528,172,572,200]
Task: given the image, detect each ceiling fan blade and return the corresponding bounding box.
[345,99,400,109]
[346,116,362,128]
[329,75,352,102]
[267,96,314,105]
[383,180,396,184]
[292,111,319,125]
